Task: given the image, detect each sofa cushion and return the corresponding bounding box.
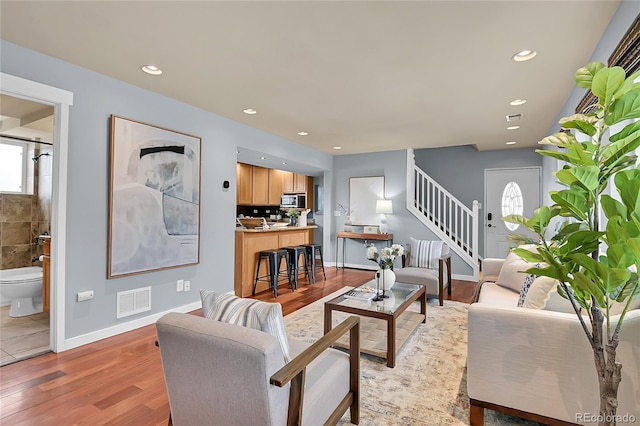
[408,238,447,269]
[394,266,445,296]
[496,251,537,293]
[477,282,519,306]
[200,290,291,362]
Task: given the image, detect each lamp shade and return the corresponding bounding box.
[376,199,393,214]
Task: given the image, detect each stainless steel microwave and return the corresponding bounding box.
[280,194,306,209]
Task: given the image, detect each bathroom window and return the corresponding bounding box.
[0,140,29,194]
[501,181,524,231]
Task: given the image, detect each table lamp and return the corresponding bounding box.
[376,199,393,234]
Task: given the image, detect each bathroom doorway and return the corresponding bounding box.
[0,95,54,365]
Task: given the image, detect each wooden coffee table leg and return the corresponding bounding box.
[324,307,332,334]
[387,317,396,368]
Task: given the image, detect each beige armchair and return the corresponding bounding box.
[394,241,452,306]
[156,312,360,426]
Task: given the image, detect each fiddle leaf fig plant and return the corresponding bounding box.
[503,62,640,426]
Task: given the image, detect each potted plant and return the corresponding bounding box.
[285,208,300,225]
[504,62,640,426]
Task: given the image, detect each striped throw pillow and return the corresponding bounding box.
[200,290,291,362]
[409,238,444,269]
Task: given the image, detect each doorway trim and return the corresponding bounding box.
[1,72,74,352]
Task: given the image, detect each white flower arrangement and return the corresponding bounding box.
[366,243,405,270]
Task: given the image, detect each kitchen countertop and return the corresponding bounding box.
[236,225,317,233]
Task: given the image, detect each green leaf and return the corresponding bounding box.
[626,238,640,264]
[606,244,634,269]
[576,61,605,89]
[537,149,574,164]
[512,247,545,263]
[608,117,640,143]
[613,69,640,99]
[601,195,627,219]
[571,271,606,308]
[606,88,640,125]
[559,114,598,136]
[595,262,630,294]
[551,189,588,220]
[592,66,625,108]
[538,132,579,148]
[527,206,553,234]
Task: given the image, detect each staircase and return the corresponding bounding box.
[406,149,480,279]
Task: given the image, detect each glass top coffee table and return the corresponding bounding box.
[324,280,426,368]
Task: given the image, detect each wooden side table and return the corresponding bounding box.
[335,232,393,269]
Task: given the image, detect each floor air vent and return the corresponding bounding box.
[117,287,151,319]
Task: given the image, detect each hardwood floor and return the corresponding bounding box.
[0,267,476,425]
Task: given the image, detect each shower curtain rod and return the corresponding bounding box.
[0,133,53,145]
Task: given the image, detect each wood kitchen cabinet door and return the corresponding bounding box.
[282,171,294,193]
[236,163,252,205]
[268,168,283,205]
[293,173,307,193]
[252,166,269,205]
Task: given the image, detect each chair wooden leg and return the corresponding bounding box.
[168,412,173,426]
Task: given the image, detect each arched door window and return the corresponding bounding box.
[501,181,523,231]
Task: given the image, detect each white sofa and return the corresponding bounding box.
[467,256,640,426]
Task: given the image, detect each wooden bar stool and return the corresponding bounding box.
[282,246,310,290]
[301,243,326,284]
[252,249,293,297]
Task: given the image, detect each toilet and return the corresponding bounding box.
[0,266,44,317]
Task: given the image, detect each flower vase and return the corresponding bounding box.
[378,268,396,291]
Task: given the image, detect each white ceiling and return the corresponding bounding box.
[0,1,622,154]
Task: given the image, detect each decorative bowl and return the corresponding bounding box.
[238,217,263,229]
[270,222,289,228]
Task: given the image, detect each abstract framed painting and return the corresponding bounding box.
[108,115,202,278]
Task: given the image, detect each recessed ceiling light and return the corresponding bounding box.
[243,109,257,115]
[512,50,537,62]
[509,99,527,106]
[141,65,162,75]
[282,162,287,165]
[260,156,266,160]
[297,131,308,136]
[507,125,520,130]
[506,141,517,145]
[333,146,342,150]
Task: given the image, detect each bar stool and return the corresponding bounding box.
[301,243,326,284]
[253,249,293,297]
[282,246,310,290]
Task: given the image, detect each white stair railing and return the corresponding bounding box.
[406,149,479,278]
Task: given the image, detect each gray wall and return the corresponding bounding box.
[414,145,542,257]
[0,40,332,340]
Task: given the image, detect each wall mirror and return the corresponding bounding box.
[349,176,384,226]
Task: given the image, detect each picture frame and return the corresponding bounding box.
[349,176,384,226]
[107,115,202,278]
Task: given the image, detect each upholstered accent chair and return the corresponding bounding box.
[156,312,360,426]
[394,239,452,306]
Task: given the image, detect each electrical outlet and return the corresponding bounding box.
[77,290,94,302]
[184,280,191,291]
[177,279,184,292]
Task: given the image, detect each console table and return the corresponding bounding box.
[335,232,394,269]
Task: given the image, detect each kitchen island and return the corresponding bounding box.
[235,225,317,297]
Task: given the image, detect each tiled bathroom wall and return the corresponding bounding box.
[0,146,52,270]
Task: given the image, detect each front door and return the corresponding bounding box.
[484,167,541,258]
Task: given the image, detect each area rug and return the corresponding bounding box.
[283,289,542,426]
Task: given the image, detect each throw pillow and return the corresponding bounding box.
[517,263,542,307]
[409,238,444,269]
[522,275,559,309]
[200,290,291,362]
[496,251,537,293]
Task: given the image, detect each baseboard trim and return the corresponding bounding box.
[452,274,475,282]
[63,301,201,351]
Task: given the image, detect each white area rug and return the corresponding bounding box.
[284,289,541,425]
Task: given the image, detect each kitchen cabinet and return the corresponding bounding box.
[237,163,252,205]
[268,168,283,205]
[252,166,269,205]
[282,171,307,193]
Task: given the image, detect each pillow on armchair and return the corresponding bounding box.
[408,238,448,269]
[200,290,291,362]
